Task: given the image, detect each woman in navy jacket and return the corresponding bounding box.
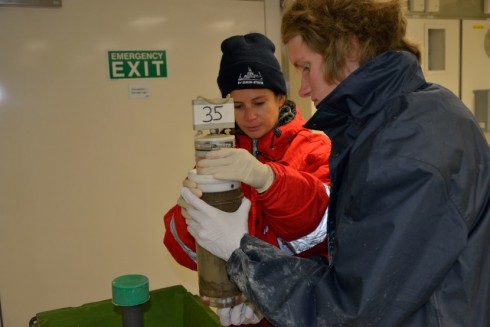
[180,0,490,326]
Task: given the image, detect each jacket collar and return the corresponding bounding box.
[235,101,306,160]
[304,51,426,136]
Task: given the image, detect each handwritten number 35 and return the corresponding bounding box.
[202,105,223,122]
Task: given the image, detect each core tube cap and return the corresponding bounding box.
[112,274,150,306]
[188,169,240,193]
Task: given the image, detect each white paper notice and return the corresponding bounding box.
[129,84,150,99]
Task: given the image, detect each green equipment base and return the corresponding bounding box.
[30,285,220,327]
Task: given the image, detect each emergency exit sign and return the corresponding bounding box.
[108,50,167,79]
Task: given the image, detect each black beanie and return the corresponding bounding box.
[217,33,287,98]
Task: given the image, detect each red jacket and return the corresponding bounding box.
[163,105,331,326]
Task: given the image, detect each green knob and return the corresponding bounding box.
[112,274,150,306]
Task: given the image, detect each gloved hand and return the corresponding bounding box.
[182,177,202,197]
[197,148,275,193]
[217,303,262,326]
[180,187,250,261]
[177,177,202,216]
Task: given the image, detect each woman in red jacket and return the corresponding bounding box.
[163,33,331,326]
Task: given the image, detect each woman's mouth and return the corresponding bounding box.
[246,125,261,132]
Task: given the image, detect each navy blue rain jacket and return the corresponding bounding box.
[227,51,490,326]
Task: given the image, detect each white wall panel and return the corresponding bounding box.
[0,0,280,325]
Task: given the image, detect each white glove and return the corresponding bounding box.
[177,177,202,213]
[197,148,275,193]
[180,187,250,260]
[176,178,202,216]
[217,303,262,326]
[182,177,202,197]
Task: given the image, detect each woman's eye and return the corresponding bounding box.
[302,63,311,73]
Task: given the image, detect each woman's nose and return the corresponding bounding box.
[244,107,257,120]
[299,77,311,98]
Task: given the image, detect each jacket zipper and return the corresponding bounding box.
[252,138,259,158]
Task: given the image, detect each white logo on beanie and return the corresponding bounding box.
[237,67,264,86]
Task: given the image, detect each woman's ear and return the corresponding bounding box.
[277,94,287,107]
[344,36,361,76]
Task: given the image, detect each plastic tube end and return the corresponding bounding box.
[112,274,150,306]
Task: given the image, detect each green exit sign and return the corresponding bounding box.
[108,50,167,79]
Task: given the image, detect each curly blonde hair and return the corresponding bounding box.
[281,0,421,83]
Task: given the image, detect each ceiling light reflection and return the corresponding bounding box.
[209,20,235,31]
[129,16,167,29]
[0,85,6,105]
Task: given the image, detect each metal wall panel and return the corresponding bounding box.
[406,18,461,96]
[461,20,490,114]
